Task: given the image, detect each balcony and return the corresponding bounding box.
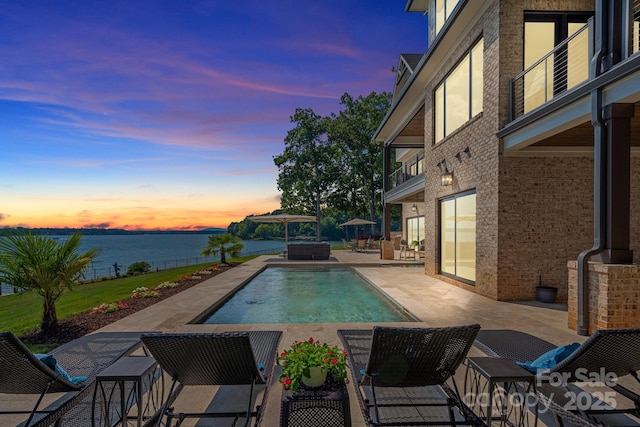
[509,19,592,122]
[388,153,425,190]
[509,2,640,124]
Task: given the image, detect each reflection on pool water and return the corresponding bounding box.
[198,267,417,324]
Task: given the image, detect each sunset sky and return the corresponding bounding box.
[0,1,427,230]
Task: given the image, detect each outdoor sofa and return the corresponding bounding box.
[287,243,330,260]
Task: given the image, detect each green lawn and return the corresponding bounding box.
[0,255,257,337]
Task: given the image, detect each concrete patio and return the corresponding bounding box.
[3,249,584,426]
[96,249,580,426]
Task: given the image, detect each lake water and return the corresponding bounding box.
[0,235,337,295]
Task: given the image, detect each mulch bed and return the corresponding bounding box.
[19,263,238,346]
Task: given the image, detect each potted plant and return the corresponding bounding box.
[278,337,348,392]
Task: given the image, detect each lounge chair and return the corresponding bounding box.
[338,325,482,426]
[474,329,640,427]
[141,331,282,427]
[0,332,82,426]
[0,331,144,427]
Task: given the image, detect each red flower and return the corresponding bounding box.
[308,337,314,344]
[281,377,292,389]
[323,358,329,363]
[280,352,287,357]
[332,358,338,364]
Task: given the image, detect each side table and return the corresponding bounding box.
[464,357,538,427]
[92,356,164,427]
[281,378,351,427]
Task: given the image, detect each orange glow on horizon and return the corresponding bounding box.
[0,198,281,231]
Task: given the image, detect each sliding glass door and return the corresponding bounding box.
[440,191,476,283]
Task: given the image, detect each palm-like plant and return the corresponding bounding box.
[0,231,99,334]
[201,233,243,264]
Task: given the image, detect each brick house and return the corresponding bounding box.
[376,0,640,334]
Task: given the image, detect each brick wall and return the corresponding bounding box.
[422,2,500,299]
[415,0,640,305]
[568,261,640,333]
[499,157,594,301]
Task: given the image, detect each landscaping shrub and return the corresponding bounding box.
[127,261,151,275]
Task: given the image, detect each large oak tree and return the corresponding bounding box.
[273,92,391,238]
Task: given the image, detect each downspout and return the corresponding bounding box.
[576,3,608,336]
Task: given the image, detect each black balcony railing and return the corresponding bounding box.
[510,19,592,121]
[388,154,425,190]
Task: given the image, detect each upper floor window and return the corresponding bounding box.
[435,38,483,144]
[434,0,461,36]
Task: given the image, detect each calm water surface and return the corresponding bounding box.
[0,235,314,294]
[201,267,416,324]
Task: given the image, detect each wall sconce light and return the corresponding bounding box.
[438,159,453,186]
[411,204,418,214]
[441,169,454,186]
[463,147,471,158]
[454,152,462,162]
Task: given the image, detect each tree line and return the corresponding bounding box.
[229,91,401,241]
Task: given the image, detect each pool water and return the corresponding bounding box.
[199,267,416,324]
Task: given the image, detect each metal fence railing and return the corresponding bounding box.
[0,246,282,296]
[388,153,425,190]
[510,19,592,121]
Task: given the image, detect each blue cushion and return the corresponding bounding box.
[35,354,87,385]
[35,353,57,370]
[516,343,580,374]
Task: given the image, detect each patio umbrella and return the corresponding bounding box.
[339,218,376,240]
[249,214,317,245]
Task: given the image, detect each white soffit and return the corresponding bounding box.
[503,98,590,154]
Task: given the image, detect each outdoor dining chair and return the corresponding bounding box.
[474,329,640,427]
[338,325,482,426]
[141,331,282,427]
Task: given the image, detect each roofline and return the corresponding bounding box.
[405,0,428,13]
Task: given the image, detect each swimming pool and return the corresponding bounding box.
[196,267,417,324]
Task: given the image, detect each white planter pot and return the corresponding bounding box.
[301,366,327,388]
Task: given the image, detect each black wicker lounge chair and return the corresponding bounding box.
[141,331,282,427]
[474,329,640,427]
[0,332,82,426]
[338,325,482,426]
[0,331,144,427]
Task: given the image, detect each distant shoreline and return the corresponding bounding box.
[0,227,228,236]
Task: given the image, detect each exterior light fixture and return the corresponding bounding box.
[411,204,418,213]
[441,169,454,186]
